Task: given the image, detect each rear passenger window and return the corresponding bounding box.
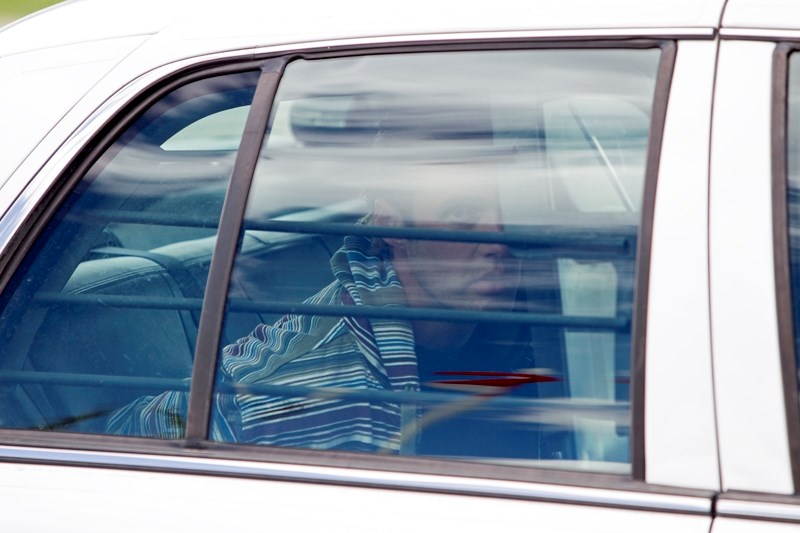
[0,71,259,435]
[0,47,664,475]
[203,50,658,471]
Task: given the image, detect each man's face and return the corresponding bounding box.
[389,164,521,312]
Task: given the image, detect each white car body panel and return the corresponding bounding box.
[645,39,719,491]
[0,464,712,533]
[1,0,727,54]
[709,39,793,494]
[0,0,188,55]
[0,449,713,533]
[713,518,800,533]
[724,0,800,31]
[0,36,146,185]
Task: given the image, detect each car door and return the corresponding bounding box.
[709,2,800,531]
[0,31,718,532]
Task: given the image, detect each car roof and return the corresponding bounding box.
[1,0,730,58]
[724,0,800,31]
[10,0,800,61]
[6,0,800,61]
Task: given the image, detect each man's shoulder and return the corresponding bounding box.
[222,281,355,383]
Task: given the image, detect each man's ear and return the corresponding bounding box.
[373,198,406,249]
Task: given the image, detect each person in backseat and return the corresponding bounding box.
[108,161,537,456]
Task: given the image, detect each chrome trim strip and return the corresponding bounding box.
[721,28,800,41]
[0,445,711,514]
[717,498,800,523]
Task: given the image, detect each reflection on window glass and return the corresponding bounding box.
[162,106,251,151]
[111,49,659,472]
[0,71,258,436]
[222,50,654,470]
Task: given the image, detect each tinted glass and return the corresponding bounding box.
[0,71,258,435]
[106,49,660,473]
[215,50,656,470]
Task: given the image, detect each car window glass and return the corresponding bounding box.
[197,50,659,471]
[161,106,250,151]
[0,71,259,436]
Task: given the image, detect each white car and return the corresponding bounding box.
[1,0,799,531]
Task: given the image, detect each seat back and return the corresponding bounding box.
[0,226,340,432]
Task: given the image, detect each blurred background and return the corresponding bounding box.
[0,0,61,27]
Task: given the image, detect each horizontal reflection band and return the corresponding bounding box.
[0,369,630,415]
[73,210,636,256]
[31,294,631,329]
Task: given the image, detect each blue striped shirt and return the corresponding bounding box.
[107,235,420,452]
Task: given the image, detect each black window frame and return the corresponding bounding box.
[771,41,800,493]
[0,38,676,489]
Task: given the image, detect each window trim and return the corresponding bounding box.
[189,40,676,480]
[630,39,675,480]
[717,490,800,524]
[0,37,676,488]
[185,57,289,443]
[0,438,715,515]
[771,42,800,493]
